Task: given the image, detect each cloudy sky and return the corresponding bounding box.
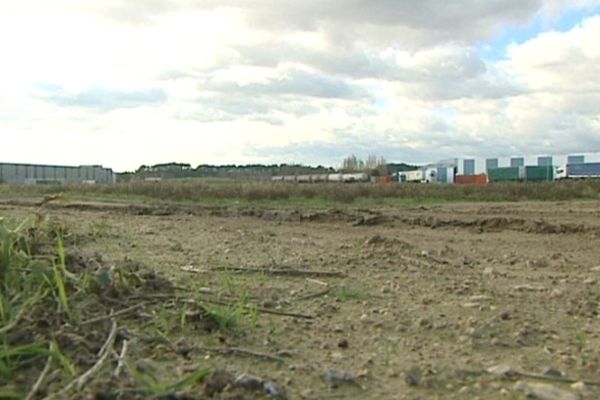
[2,1,600,171]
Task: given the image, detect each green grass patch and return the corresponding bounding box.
[330,284,371,301]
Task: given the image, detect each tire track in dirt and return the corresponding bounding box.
[1,198,596,236]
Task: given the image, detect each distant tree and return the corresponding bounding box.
[341,154,387,173]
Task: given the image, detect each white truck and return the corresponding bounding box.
[398,169,425,183]
[556,162,600,179]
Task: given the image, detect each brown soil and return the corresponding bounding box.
[2,199,600,399]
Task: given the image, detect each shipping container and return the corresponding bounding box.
[454,174,488,185]
[398,169,424,183]
[488,167,520,182]
[522,166,554,182]
[377,176,395,185]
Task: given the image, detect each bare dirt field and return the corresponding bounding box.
[2,198,600,399]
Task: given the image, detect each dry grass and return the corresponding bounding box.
[1,179,600,205]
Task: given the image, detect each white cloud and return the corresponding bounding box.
[1,1,600,170]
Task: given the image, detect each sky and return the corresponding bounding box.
[1,1,600,172]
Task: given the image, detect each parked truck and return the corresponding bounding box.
[556,162,600,179]
[521,166,554,182]
[398,169,425,183]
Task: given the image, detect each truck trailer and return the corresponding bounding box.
[556,162,600,179]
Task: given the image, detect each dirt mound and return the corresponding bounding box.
[395,215,590,235]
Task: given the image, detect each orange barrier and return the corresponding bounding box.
[377,176,395,185]
[455,174,488,185]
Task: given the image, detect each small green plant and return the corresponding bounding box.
[126,359,211,396]
[202,303,245,332]
[331,284,370,301]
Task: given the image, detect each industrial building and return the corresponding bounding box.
[0,163,115,184]
[454,153,600,176]
[401,152,600,184]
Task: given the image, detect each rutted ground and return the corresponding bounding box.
[2,199,599,399]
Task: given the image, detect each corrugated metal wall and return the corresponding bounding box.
[0,163,115,184]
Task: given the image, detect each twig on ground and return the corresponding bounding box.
[182,265,346,278]
[0,307,26,335]
[133,294,316,319]
[45,320,118,399]
[197,345,285,363]
[517,371,600,386]
[197,297,315,319]
[486,365,600,386]
[25,342,54,400]
[80,302,147,325]
[306,278,329,286]
[113,339,128,378]
[291,288,331,302]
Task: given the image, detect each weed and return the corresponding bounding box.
[4,179,600,207]
[126,358,211,396]
[201,303,245,332]
[331,284,370,301]
[0,211,211,397]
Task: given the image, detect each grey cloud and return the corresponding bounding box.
[34,84,167,111]
[175,68,369,121]
[204,70,368,100]
[238,0,541,45]
[177,91,321,122]
[102,0,548,45]
[413,78,524,101]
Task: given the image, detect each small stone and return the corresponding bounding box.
[418,317,432,329]
[324,369,358,385]
[134,358,156,373]
[234,373,264,390]
[405,367,422,387]
[482,266,495,276]
[263,381,287,400]
[262,300,277,309]
[498,310,511,320]
[468,327,482,338]
[338,339,349,349]
[487,364,517,378]
[570,381,586,392]
[542,367,563,377]
[527,257,550,268]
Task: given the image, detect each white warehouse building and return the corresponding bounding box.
[455,153,600,176]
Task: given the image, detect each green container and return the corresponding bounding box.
[488,167,520,182]
[524,166,554,182]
